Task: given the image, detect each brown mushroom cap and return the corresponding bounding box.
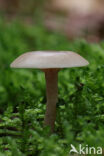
[10,51,89,69]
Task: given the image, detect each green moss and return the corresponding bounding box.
[0,18,104,156]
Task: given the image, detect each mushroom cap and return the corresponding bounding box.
[10,51,89,69]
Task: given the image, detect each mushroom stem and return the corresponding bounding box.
[44,69,58,132]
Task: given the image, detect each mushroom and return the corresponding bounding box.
[10,51,89,132]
